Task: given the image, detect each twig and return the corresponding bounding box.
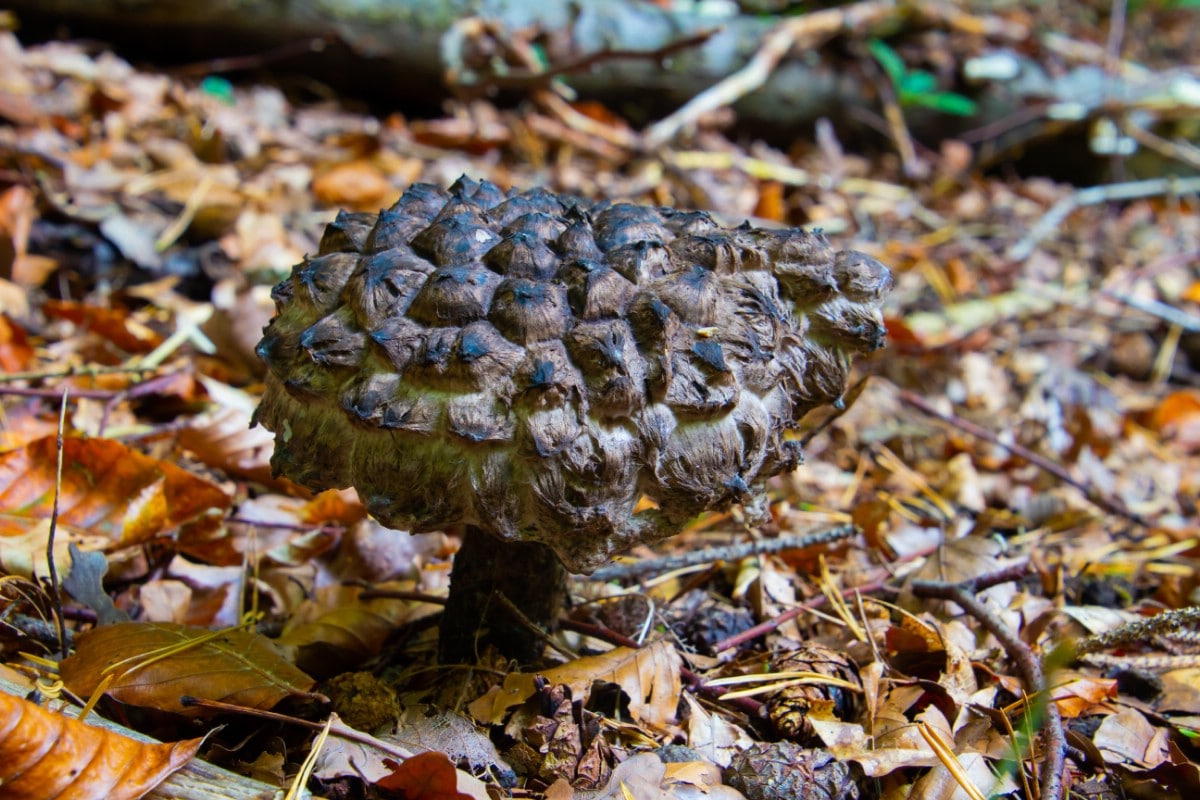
[1100,288,1200,333]
[1006,175,1200,261]
[1074,605,1200,657]
[642,0,897,149]
[588,524,859,583]
[181,696,416,761]
[0,372,184,401]
[46,388,69,658]
[451,28,720,93]
[895,387,1149,527]
[0,363,162,383]
[910,567,1065,800]
[712,574,893,655]
[493,592,578,660]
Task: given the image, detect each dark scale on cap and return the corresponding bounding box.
[405,263,502,326]
[484,231,560,280]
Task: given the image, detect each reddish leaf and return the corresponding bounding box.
[377,752,472,800]
[42,299,164,354]
[0,437,230,574]
[0,691,201,800]
[60,621,315,715]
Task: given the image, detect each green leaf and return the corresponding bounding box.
[199,76,235,105]
[868,39,908,85]
[899,70,937,96]
[918,91,979,117]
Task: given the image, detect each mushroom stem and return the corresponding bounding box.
[440,525,568,664]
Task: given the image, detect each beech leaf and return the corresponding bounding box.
[0,691,201,800]
[60,621,315,715]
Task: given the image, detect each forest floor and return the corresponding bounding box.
[0,2,1198,799]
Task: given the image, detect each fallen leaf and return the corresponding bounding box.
[42,299,164,353]
[312,161,395,210]
[376,752,475,800]
[60,621,315,714]
[0,436,230,577]
[473,640,682,727]
[0,691,201,800]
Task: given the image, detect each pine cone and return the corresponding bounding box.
[255,177,891,572]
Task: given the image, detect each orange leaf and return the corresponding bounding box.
[42,299,164,354]
[60,621,315,715]
[0,314,34,372]
[753,181,785,223]
[0,436,230,549]
[312,161,394,210]
[1181,280,1200,304]
[1151,389,1200,433]
[377,752,473,800]
[0,691,201,800]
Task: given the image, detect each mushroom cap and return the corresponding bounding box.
[255,178,891,572]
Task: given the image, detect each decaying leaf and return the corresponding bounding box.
[0,691,201,800]
[472,640,683,727]
[277,582,439,676]
[60,621,315,714]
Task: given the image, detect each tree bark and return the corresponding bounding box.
[9,0,868,133]
[439,525,568,665]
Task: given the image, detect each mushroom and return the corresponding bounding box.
[255,177,892,664]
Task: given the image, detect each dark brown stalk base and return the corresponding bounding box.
[439,525,567,665]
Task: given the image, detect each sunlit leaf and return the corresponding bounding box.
[0,691,200,800]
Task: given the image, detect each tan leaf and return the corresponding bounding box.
[0,691,200,800]
[277,582,438,675]
[60,621,314,714]
[475,640,682,727]
[178,376,278,487]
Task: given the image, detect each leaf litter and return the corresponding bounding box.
[0,2,1198,799]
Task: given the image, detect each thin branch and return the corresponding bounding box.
[1074,606,1200,657]
[1007,175,1200,261]
[896,386,1149,527]
[587,524,858,583]
[46,387,69,658]
[910,567,1065,800]
[643,0,897,149]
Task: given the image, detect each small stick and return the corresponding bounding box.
[46,387,69,657]
[1007,175,1200,261]
[896,387,1148,527]
[1074,606,1200,657]
[588,524,859,583]
[643,0,896,149]
[910,567,1065,800]
[0,371,183,401]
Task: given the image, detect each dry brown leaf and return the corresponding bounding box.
[1049,675,1118,718]
[472,640,682,727]
[277,582,438,675]
[0,691,201,800]
[178,376,278,487]
[1094,707,1171,769]
[1151,390,1200,449]
[0,402,59,454]
[60,621,315,715]
[0,436,230,577]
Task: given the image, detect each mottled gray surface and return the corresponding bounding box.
[255,177,890,572]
